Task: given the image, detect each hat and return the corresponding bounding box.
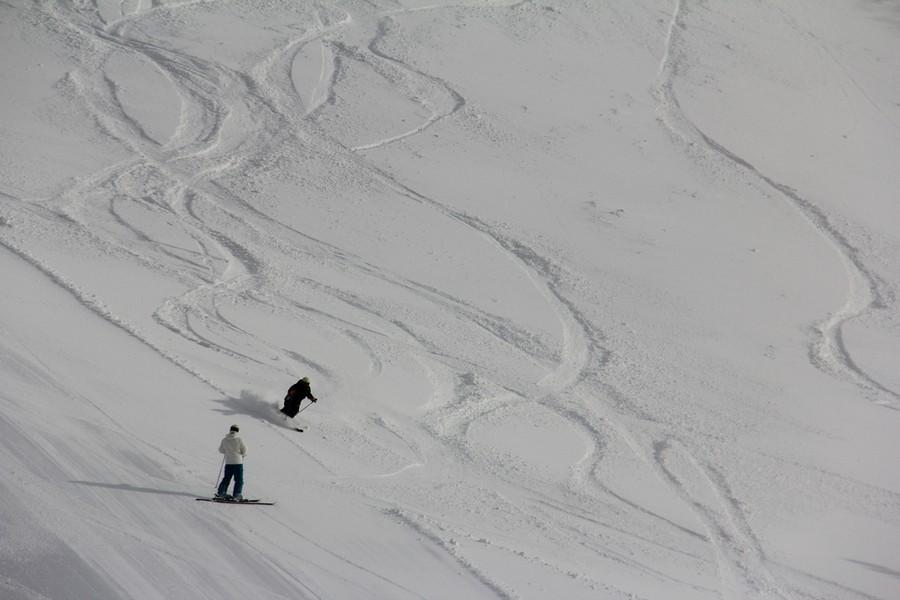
[300,377,309,383]
[230,424,240,432]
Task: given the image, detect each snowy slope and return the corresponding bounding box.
[1,0,899,598]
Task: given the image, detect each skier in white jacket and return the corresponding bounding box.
[216,425,247,500]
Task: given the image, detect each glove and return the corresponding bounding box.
[311,398,318,403]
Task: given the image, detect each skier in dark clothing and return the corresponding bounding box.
[281,376,317,418]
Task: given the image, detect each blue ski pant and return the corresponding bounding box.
[218,464,244,497]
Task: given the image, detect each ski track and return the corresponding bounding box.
[351,14,465,151]
[0,231,227,396]
[386,507,521,600]
[655,0,899,410]
[653,439,792,600]
[652,0,900,596]
[252,505,429,600]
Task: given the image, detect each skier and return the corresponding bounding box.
[281,376,318,419]
[216,424,247,500]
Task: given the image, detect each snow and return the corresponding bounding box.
[1,0,899,598]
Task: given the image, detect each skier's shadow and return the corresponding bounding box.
[213,390,284,426]
[70,480,197,498]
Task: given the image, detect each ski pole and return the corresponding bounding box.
[295,400,315,416]
[214,455,225,491]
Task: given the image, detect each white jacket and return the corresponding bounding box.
[219,432,247,464]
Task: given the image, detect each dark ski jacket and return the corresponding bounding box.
[282,380,317,417]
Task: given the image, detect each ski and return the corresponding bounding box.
[196,498,275,505]
[278,411,305,432]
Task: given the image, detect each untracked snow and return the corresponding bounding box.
[1,1,899,599]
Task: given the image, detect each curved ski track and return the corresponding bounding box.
[653,0,899,597]
[656,0,898,411]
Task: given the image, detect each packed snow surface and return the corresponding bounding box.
[1,0,899,598]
